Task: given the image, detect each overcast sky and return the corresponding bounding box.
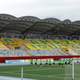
[0,0,80,21]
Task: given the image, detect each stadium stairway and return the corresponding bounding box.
[0,40,9,50]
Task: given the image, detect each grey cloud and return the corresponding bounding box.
[0,0,80,21]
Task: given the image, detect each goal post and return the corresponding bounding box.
[21,66,24,80]
[72,59,74,80]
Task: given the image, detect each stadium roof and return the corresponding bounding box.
[0,14,80,35]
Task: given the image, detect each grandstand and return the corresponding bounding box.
[0,14,80,80]
[0,14,79,57]
[0,14,79,63]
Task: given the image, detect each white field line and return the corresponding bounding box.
[0,76,35,80]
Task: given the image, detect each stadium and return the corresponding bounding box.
[0,14,80,80]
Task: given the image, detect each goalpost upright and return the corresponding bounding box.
[72,59,75,80]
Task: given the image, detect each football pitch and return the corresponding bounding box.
[0,64,80,80]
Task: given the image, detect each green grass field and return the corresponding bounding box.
[0,64,80,80]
